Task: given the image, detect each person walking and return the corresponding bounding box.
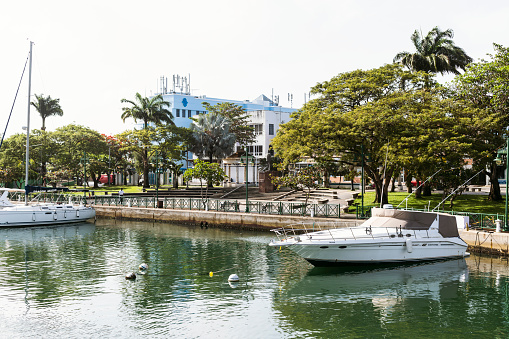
[118,188,124,204]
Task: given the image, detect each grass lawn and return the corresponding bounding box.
[68,185,145,194]
[354,191,507,216]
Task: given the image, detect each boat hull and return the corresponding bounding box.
[0,205,96,227]
[286,239,468,267]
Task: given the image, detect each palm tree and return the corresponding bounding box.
[189,113,236,163]
[121,93,173,128]
[31,94,63,131]
[394,27,473,75]
[121,93,173,188]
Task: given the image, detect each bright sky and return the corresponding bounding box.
[1,0,508,138]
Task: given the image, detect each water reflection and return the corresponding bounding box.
[282,259,468,302]
[273,255,509,337]
[1,220,509,338]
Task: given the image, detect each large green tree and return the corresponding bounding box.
[51,124,108,187]
[453,44,509,201]
[272,64,489,206]
[31,94,64,131]
[394,27,473,75]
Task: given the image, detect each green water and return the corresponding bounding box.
[1,220,508,338]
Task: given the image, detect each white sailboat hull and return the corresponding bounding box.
[0,204,95,227]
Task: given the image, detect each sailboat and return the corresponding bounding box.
[0,41,95,227]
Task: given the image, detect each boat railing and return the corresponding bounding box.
[272,224,437,242]
[271,222,342,241]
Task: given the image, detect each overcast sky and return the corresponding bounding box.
[1,0,508,138]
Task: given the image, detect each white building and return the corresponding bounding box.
[130,78,297,186]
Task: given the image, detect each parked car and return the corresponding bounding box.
[99,174,115,184]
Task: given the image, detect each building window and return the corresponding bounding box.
[176,109,180,117]
[182,110,186,117]
[188,110,192,118]
[269,124,274,135]
[255,145,263,156]
[253,124,263,135]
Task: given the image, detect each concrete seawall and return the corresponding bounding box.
[460,229,509,256]
[94,206,509,255]
[94,206,362,230]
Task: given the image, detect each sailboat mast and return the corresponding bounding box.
[25,41,33,205]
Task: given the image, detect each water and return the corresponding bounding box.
[1,220,509,338]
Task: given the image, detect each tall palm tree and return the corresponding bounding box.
[121,93,173,188]
[394,27,473,75]
[121,93,173,128]
[189,113,236,163]
[31,94,64,131]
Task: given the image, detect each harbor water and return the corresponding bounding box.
[1,219,509,338]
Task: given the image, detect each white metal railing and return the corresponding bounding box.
[271,224,435,243]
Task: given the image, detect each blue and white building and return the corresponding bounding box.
[148,78,297,185]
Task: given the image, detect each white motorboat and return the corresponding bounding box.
[0,42,95,227]
[269,206,469,266]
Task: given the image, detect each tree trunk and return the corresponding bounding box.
[488,164,502,201]
[390,175,396,192]
[143,148,150,188]
[422,182,432,196]
[172,171,179,189]
[405,172,412,193]
[415,178,422,199]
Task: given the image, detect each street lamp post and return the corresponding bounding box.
[504,138,509,231]
[240,146,250,213]
[155,150,159,207]
[495,137,509,231]
[361,144,365,216]
[245,146,249,212]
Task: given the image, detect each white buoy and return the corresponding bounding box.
[125,272,136,280]
[139,263,148,271]
[228,274,239,282]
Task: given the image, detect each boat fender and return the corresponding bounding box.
[228,274,239,282]
[125,272,136,280]
[406,239,413,253]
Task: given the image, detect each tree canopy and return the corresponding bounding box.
[272,63,496,205]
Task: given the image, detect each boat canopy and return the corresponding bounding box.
[369,208,459,238]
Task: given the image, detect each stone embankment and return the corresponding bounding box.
[93,206,361,230]
[460,230,509,256]
[94,206,509,255]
